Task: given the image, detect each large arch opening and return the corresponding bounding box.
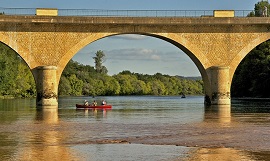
[58,34,205,100]
[0,42,36,99]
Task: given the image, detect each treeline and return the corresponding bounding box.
[0,44,36,98]
[59,59,204,96]
[0,44,203,98]
[231,40,270,97]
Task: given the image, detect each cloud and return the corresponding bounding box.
[106,48,161,61]
[157,51,193,62]
[101,48,193,63]
[150,55,161,60]
[77,48,192,66]
[109,34,147,40]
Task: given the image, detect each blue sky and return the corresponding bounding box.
[1,0,260,76]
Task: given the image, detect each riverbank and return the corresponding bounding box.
[0,95,14,99]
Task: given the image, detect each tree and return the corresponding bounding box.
[131,79,149,95]
[42,55,205,97]
[0,43,36,98]
[58,76,71,96]
[147,80,166,95]
[15,62,36,97]
[231,40,270,97]
[113,74,134,95]
[84,78,97,96]
[0,43,204,98]
[248,1,269,17]
[93,50,108,74]
[103,75,121,95]
[68,74,83,96]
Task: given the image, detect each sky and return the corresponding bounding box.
[1,0,260,76]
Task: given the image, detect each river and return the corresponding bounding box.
[0,96,270,160]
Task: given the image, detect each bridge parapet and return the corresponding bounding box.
[0,8,252,17]
[0,15,269,26]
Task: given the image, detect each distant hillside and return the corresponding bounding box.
[177,76,202,80]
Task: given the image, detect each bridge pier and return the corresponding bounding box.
[34,66,58,108]
[209,66,231,105]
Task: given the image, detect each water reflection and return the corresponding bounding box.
[187,148,255,161]
[80,108,108,119]
[204,105,231,126]
[36,107,59,124]
[16,107,79,161]
[0,133,18,160]
[1,97,270,160]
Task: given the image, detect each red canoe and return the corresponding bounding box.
[76,104,112,110]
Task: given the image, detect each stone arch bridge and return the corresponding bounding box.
[0,11,269,107]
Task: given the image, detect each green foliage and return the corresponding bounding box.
[59,59,204,96]
[254,1,269,17]
[58,76,71,96]
[0,43,36,98]
[0,45,204,98]
[15,62,36,97]
[68,74,83,96]
[232,40,270,97]
[147,80,166,95]
[247,11,255,17]
[93,50,108,74]
[113,74,135,95]
[248,1,269,17]
[103,75,121,95]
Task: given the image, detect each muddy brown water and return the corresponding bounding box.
[0,96,269,160]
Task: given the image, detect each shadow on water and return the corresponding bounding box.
[232,98,270,113]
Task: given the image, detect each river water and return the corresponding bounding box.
[0,96,270,161]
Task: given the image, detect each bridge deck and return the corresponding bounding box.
[0,15,270,25]
[0,8,252,17]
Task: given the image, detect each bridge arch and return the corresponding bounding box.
[58,32,212,96]
[230,33,270,82]
[0,40,36,99]
[0,34,40,99]
[0,33,36,70]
